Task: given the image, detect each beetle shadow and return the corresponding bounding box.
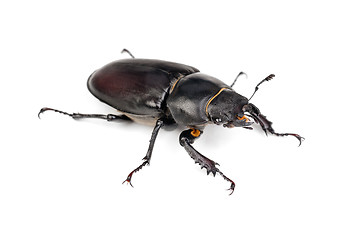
[197,124,265,147]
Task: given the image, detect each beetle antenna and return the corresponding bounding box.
[230,71,247,88]
[248,74,275,101]
[121,48,135,58]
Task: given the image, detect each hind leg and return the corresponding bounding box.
[38,107,132,122]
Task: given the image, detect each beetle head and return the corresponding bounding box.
[207,90,253,128]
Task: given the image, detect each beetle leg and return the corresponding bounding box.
[38,107,132,121]
[245,103,305,146]
[179,129,236,195]
[256,113,304,146]
[122,119,164,187]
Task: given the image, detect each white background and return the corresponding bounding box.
[1,1,358,239]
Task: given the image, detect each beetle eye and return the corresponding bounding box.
[214,118,221,124]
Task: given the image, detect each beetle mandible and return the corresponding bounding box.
[39,49,304,195]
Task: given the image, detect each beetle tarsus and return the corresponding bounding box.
[269,132,305,147]
[122,177,134,187]
[122,160,150,187]
[38,107,73,119]
[123,119,163,187]
[216,170,236,195]
[256,113,304,146]
[179,129,235,195]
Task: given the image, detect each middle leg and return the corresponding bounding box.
[122,119,164,187]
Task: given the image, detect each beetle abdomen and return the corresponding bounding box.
[87,59,199,119]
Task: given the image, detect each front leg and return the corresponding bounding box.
[179,129,236,195]
[245,103,305,146]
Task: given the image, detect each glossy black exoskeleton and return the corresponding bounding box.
[39,49,304,195]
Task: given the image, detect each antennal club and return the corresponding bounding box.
[248,74,275,101]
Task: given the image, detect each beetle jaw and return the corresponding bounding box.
[208,105,254,128]
[209,109,254,128]
[223,116,254,128]
[210,116,253,128]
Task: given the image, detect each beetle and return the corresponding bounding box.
[39,49,304,195]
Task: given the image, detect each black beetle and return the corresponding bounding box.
[39,49,304,195]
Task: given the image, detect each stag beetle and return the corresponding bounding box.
[39,49,304,195]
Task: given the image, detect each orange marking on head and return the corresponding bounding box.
[237,115,249,122]
[191,128,201,138]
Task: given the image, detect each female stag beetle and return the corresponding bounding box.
[39,49,304,195]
